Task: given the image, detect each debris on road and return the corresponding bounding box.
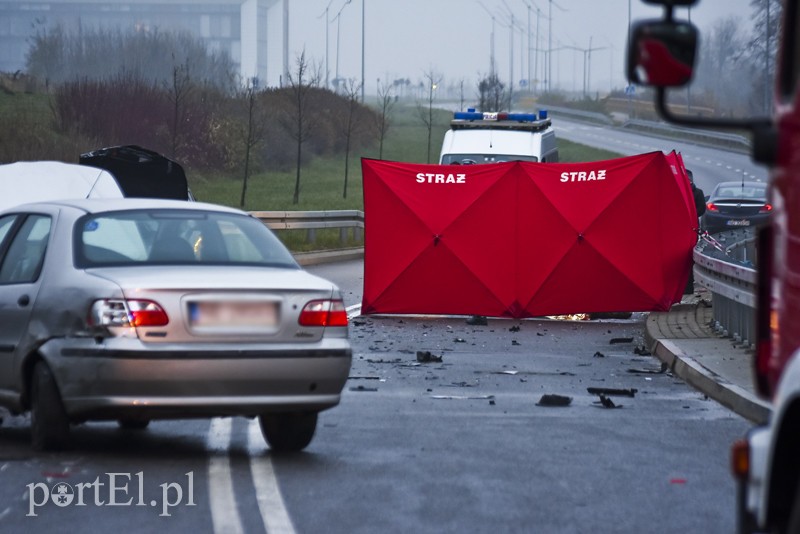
[627,362,668,374]
[509,325,520,332]
[511,340,521,346]
[348,376,382,380]
[587,387,638,397]
[366,358,402,364]
[537,332,545,336]
[417,351,443,363]
[536,394,573,407]
[593,394,623,408]
[431,394,495,400]
[634,345,652,355]
[609,337,634,344]
[349,385,378,392]
[454,337,466,343]
[493,370,519,376]
[466,315,488,326]
[444,381,477,388]
[593,351,606,358]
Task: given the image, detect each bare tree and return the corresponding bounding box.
[415,69,443,164]
[374,80,396,160]
[239,78,267,208]
[279,51,321,205]
[747,0,783,113]
[167,59,193,160]
[477,69,508,112]
[339,79,364,199]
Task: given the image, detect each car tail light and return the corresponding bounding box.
[707,202,719,212]
[90,299,169,328]
[731,439,750,480]
[759,203,773,213]
[299,300,348,327]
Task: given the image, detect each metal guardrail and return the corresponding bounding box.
[545,104,751,152]
[621,119,752,152]
[251,210,364,244]
[693,228,757,346]
[544,105,613,125]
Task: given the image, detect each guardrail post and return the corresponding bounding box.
[307,229,316,244]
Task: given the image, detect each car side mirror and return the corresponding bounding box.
[627,19,698,87]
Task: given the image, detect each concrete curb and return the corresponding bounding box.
[293,247,364,267]
[650,338,771,424]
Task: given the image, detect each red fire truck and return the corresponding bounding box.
[627,1,800,531]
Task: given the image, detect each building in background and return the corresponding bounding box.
[0,0,285,84]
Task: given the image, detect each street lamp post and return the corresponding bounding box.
[361,0,365,102]
[319,1,334,89]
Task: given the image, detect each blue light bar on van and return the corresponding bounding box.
[453,111,541,122]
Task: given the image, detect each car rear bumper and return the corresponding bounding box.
[38,337,352,419]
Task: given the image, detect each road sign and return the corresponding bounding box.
[625,84,636,95]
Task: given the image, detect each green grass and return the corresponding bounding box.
[190,106,624,251]
[190,106,622,214]
[189,105,452,212]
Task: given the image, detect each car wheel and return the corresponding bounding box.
[30,361,70,451]
[118,419,150,430]
[259,412,318,452]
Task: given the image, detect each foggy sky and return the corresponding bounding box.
[266,0,753,95]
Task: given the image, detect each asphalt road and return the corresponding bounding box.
[0,127,758,532]
[554,117,768,194]
[0,259,750,533]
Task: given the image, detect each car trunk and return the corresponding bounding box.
[87,266,335,344]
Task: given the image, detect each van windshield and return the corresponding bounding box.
[440,154,539,165]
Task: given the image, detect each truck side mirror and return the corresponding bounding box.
[626,20,698,87]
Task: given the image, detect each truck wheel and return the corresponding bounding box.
[786,480,800,534]
[736,479,757,534]
[30,362,70,451]
[259,412,318,452]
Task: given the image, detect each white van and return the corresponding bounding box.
[0,161,123,212]
[439,110,558,165]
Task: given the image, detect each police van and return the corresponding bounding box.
[438,110,558,165]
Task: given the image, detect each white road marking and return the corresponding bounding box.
[0,507,10,521]
[207,418,244,534]
[248,420,297,534]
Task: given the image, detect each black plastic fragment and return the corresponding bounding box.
[536,394,573,407]
[466,315,488,326]
[587,387,638,397]
[593,394,623,408]
[417,351,443,363]
[609,337,634,344]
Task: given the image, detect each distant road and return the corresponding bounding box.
[553,117,768,194]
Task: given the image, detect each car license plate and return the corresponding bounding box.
[189,300,278,331]
[726,219,751,226]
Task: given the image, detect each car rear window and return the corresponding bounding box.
[74,209,298,269]
[713,186,767,199]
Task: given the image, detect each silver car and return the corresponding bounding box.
[0,199,352,451]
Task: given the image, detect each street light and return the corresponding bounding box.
[476,1,498,72]
[318,0,335,89]
[564,37,606,97]
[547,0,568,93]
[333,0,352,92]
